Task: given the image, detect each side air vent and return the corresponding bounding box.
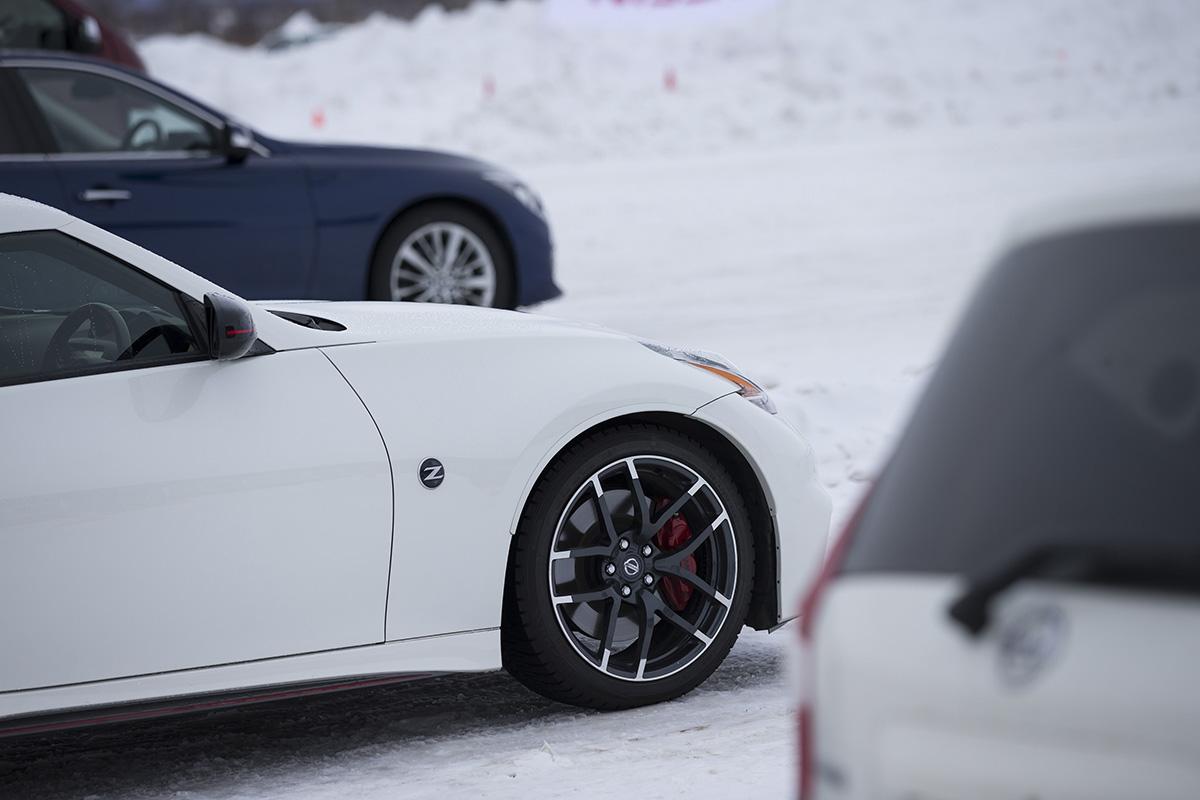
[269,310,347,332]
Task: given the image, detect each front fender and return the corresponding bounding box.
[320,334,732,643]
[691,394,832,624]
[304,164,552,304]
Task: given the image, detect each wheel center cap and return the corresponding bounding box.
[620,556,643,579]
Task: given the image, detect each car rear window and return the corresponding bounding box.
[842,219,1200,576]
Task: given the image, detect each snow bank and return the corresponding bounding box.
[141,0,1200,165]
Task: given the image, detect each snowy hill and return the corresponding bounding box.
[142,0,1200,165]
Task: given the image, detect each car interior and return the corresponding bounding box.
[17,67,218,154]
[0,230,202,385]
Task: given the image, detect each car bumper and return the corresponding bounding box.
[484,187,560,307]
[691,393,832,625]
[511,215,560,306]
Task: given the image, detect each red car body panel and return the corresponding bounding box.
[13,0,146,72]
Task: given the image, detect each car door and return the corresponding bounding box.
[8,60,315,300]
[0,229,393,692]
[0,69,67,208]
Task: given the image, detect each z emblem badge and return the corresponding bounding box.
[419,458,445,489]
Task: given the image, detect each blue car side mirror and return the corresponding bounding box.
[223,124,255,164]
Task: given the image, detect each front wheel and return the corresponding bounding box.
[503,424,754,709]
[369,203,515,309]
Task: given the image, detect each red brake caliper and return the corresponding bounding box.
[652,498,698,611]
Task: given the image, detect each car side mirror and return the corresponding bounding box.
[223,124,255,164]
[204,293,258,360]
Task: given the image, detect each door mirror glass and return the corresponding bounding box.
[204,293,258,361]
[223,123,255,164]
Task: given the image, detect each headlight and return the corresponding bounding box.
[641,341,777,414]
[483,171,545,218]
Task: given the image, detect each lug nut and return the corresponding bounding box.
[643,574,654,586]
[620,585,632,597]
[605,563,616,576]
[641,545,653,557]
[618,539,630,551]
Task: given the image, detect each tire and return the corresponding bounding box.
[368,202,515,309]
[503,423,755,710]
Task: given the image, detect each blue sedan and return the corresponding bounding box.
[0,52,559,308]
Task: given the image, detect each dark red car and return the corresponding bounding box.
[0,0,144,71]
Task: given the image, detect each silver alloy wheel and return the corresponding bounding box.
[388,222,497,306]
[547,455,738,683]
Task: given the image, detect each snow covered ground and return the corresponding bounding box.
[3,1,1200,798]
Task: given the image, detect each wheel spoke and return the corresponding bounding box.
[552,588,612,606]
[452,242,478,272]
[656,564,732,608]
[598,596,621,669]
[623,459,652,539]
[443,228,465,270]
[456,258,486,275]
[421,232,443,265]
[645,593,712,646]
[657,510,727,568]
[634,597,655,679]
[457,275,494,290]
[392,282,429,299]
[550,545,611,562]
[400,245,436,275]
[650,477,706,529]
[591,476,619,545]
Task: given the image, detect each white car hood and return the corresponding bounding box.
[255,300,625,349]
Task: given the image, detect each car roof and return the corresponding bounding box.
[1006,183,1200,249]
[0,193,72,235]
[0,49,139,74]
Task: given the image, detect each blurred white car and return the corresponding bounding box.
[0,193,830,734]
[798,190,1200,799]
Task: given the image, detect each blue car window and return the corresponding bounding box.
[18,67,218,155]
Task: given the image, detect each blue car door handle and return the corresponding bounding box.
[79,188,133,203]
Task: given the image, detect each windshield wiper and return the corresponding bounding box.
[948,543,1199,636]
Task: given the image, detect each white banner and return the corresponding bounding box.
[545,0,782,28]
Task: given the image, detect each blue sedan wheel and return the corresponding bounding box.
[370,203,515,309]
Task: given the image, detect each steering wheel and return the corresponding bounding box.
[41,303,132,372]
[116,323,193,361]
[121,118,164,151]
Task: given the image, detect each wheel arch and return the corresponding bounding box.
[503,410,781,634]
[367,195,519,304]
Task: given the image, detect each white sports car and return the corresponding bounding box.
[0,193,830,734]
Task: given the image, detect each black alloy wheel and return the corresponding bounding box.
[503,424,754,709]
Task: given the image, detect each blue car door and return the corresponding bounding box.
[11,62,314,300]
